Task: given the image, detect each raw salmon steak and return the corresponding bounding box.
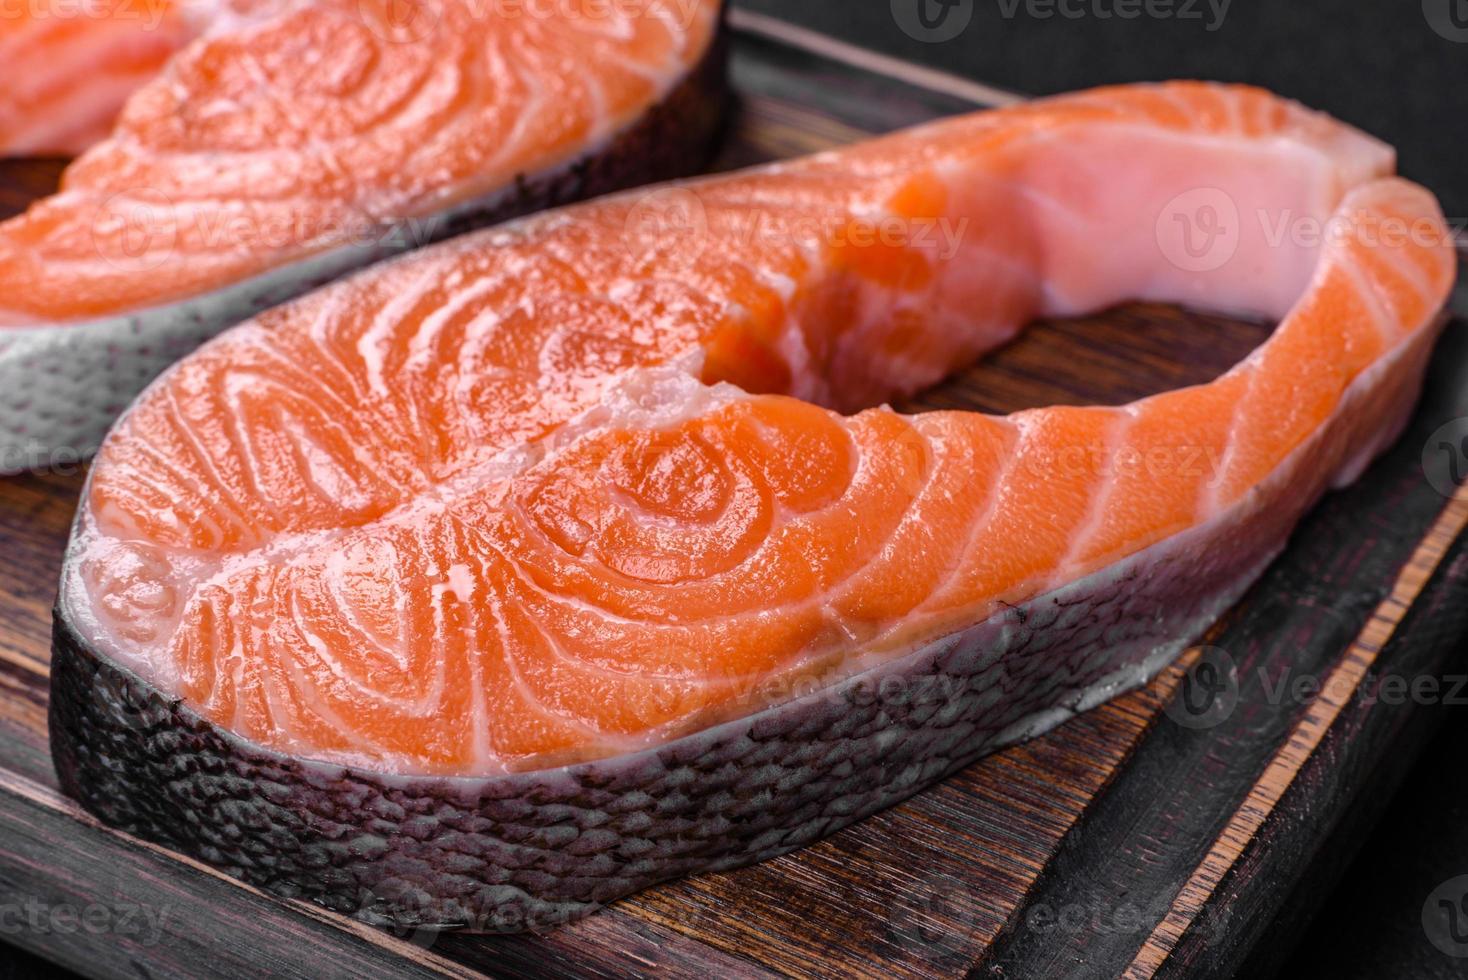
[0,0,369,155]
[0,0,200,157]
[52,82,1456,931]
[0,0,727,471]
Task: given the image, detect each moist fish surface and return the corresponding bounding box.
[0,0,727,472]
[0,0,302,157]
[51,82,1456,931]
[1,0,201,157]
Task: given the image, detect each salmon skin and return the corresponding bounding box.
[51,82,1456,931]
[0,0,727,472]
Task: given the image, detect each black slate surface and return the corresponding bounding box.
[1279,703,1468,980]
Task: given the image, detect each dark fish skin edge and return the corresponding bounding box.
[58,317,1435,932]
[49,524,1262,933]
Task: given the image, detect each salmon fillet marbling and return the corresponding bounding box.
[0,0,727,468]
[51,82,1456,931]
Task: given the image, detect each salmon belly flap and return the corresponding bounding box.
[0,0,729,471]
[51,82,1456,930]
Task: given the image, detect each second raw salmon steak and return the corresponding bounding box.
[0,0,727,470]
[51,82,1456,930]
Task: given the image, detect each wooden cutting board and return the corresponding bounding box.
[3,12,1468,979]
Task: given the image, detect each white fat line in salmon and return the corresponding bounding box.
[0,0,169,31]
[90,199,455,264]
[993,0,1232,32]
[168,0,711,30]
[454,0,707,30]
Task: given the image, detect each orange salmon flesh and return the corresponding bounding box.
[61,81,1457,776]
[0,0,724,324]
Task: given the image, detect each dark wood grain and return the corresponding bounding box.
[0,159,64,217]
[977,324,1468,977]
[0,768,482,980]
[0,14,1465,980]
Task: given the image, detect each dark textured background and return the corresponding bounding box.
[3,3,1466,977]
